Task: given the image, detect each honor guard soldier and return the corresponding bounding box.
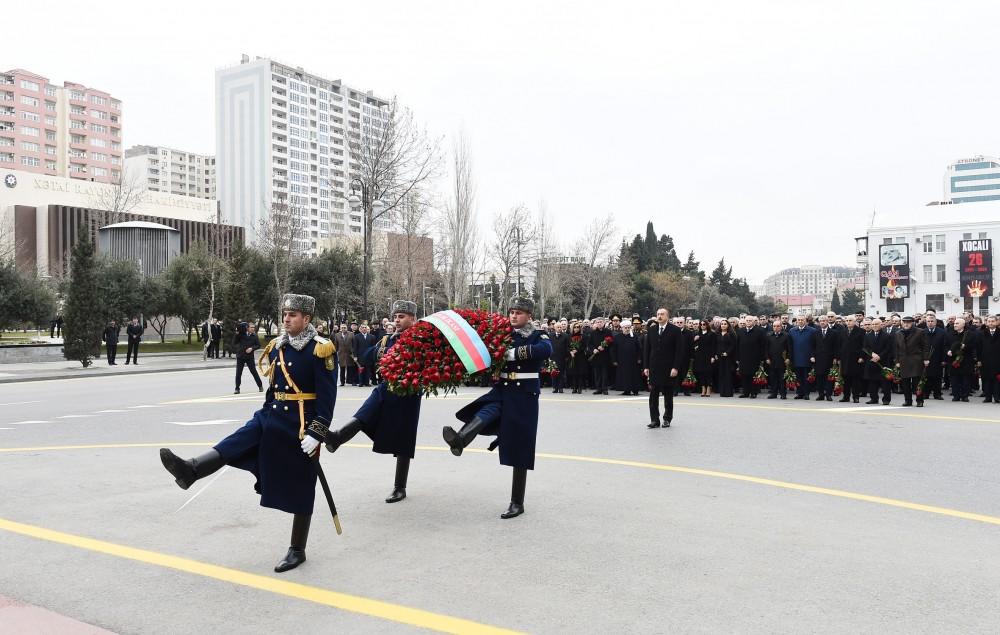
[443,297,553,519]
[159,293,337,573]
[324,300,423,504]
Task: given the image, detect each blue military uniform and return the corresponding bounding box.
[353,333,423,458]
[455,328,553,469]
[214,331,337,515]
[444,297,552,519]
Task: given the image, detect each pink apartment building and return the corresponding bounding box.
[0,68,122,184]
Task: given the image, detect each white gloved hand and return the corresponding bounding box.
[504,348,516,361]
[301,435,320,456]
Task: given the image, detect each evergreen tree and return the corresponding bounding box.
[830,288,842,314]
[63,236,104,367]
[709,258,733,294]
[680,251,705,283]
[657,234,681,271]
[628,234,648,272]
[840,288,864,314]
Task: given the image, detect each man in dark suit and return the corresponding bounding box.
[103,320,120,365]
[813,315,841,401]
[893,316,929,406]
[354,324,378,387]
[588,317,613,395]
[642,308,687,428]
[764,319,790,399]
[737,316,767,398]
[125,317,143,365]
[863,318,895,405]
[947,317,978,402]
[981,315,1000,403]
[549,320,569,393]
[838,315,866,403]
[922,312,947,400]
[210,319,223,359]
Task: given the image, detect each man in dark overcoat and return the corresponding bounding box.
[813,315,841,401]
[980,315,1000,403]
[737,316,767,398]
[863,318,895,405]
[838,315,866,403]
[893,316,929,406]
[764,319,790,399]
[643,308,687,427]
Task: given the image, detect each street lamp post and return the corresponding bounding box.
[348,178,384,321]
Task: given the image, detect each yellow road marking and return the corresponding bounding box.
[4,442,1000,527]
[0,517,521,635]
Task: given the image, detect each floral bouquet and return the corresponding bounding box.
[807,368,817,384]
[681,362,697,390]
[753,363,769,387]
[378,308,512,397]
[915,374,927,399]
[784,367,798,391]
[830,361,844,396]
[543,358,560,378]
[588,335,614,361]
[568,334,584,368]
[880,364,896,383]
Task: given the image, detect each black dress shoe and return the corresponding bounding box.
[739,394,749,399]
[952,397,961,402]
[825,396,833,402]
[500,502,524,519]
[274,547,306,573]
[933,395,943,400]
[647,421,660,428]
[853,397,859,403]
[767,394,777,399]
[839,396,850,402]
[902,402,912,407]
[385,487,406,503]
[793,395,803,400]
[916,401,924,407]
[780,395,787,400]
[662,419,671,428]
[961,397,969,402]
[866,399,878,405]
[234,388,240,394]
[882,400,891,405]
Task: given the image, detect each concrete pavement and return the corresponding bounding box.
[2,370,1000,633]
[0,352,234,384]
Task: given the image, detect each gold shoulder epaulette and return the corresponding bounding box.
[312,335,336,358]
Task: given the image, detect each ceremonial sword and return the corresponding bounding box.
[314,457,342,535]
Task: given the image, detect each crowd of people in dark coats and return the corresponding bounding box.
[535,310,1000,408]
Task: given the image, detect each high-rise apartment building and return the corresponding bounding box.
[762,265,860,299]
[0,69,122,184]
[216,55,390,253]
[943,155,1000,204]
[125,145,216,199]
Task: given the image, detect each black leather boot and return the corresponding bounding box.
[500,468,527,519]
[275,514,311,573]
[324,417,364,453]
[385,457,410,503]
[442,416,489,457]
[159,448,224,490]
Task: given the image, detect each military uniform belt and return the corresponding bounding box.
[499,372,539,380]
[273,392,317,401]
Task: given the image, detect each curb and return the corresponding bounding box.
[0,363,232,384]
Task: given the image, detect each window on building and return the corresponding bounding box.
[979,232,988,239]
[44,86,56,97]
[21,126,39,137]
[20,79,39,91]
[936,264,946,282]
[21,155,39,167]
[935,234,946,252]
[20,95,39,106]
[922,265,933,282]
[92,167,107,177]
[963,232,972,240]
[45,130,55,141]
[20,111,39,122]
[21,141,38,152]
[925,294,945,312]
[922,235,933,253]
[886,298,904,313]
[45,145,55,155]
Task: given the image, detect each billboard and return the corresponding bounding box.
[878,243,909,299]
[959,238,993,298]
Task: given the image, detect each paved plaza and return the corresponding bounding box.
[2,369,999,633]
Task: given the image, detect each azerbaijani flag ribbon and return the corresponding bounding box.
[420,310,492,373]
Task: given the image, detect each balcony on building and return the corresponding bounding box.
[854,236,869,265]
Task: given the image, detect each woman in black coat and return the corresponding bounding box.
[692,319,717,397]
[612,322,643,395]
[567,322,590,394]
[715,319,737,397]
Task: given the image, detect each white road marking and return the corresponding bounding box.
[824,406,906,412]
[176,466,230,512]
[0,427,12,430]
[55,414,95,419]
[7,420,50,425]
[95,409,128,413]
[128,405,162,409]
[0,400,41,406]
[166,419,239,426]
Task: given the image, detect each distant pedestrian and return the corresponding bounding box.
[234,322,263,394]
[210,319,223,359]
[103,320,120,365]
[125,317,143,365]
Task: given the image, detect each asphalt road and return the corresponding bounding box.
[2,370,1000,634]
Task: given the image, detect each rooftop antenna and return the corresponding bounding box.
[869,206,876,228]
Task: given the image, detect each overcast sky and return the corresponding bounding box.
[8,0,1000,283]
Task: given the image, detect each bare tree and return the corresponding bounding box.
[380,192,434,307]
[88,167,146,221]
[256,194,304,325]
[531,201,562,318]
[569,219,621,318]
[489,206,535,310]
[198,204,232,360]
[350,98,442,315]
[438,132,477,307]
